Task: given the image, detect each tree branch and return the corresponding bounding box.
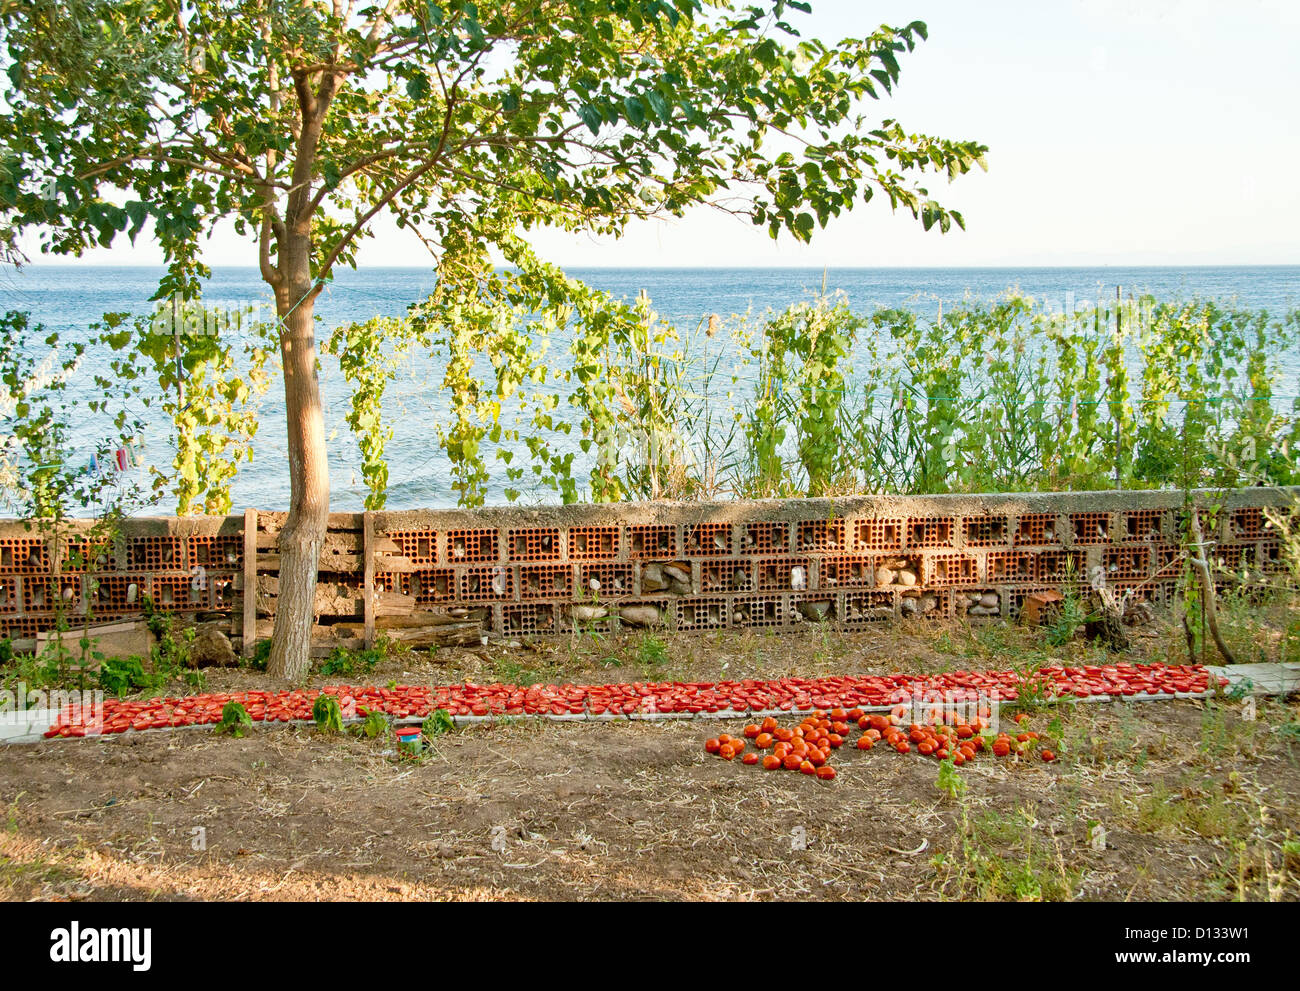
[311,83,459,286]
[284,66,343,236]
[77,151,264,186]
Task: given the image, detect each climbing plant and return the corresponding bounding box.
[327,315,411,511]
[97,304,270,516]
[0,310,149,682]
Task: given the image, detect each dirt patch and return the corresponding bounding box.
[2,697,1297,898]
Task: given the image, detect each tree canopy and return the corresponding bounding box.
[0,0,987,679]
[2,0,986,291]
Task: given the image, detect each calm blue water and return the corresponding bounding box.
[2,265,1298,511]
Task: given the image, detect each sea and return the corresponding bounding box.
[2,265,1298,511]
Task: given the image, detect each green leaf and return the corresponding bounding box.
[578,103,602,135]
[406,73,431,100]
[623,95,645,127]
[645,89,669,120]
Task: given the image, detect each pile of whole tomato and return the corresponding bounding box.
[707,711,846,780]
[703,705,1060,781]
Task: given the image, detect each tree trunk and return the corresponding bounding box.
[1187,511,1238,666]
[266,267,329,682]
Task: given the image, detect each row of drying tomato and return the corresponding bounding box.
[43,663,1222,738]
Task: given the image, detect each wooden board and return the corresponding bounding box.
[36,620,153,665]
[363,510,375,650]
[242,508,257,656]
[1207,663,1300,697]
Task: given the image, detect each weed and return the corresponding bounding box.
[1013,671,1059,712]
[318,645,383,678]
[312,694,344,733]
[213,701,253,738]
[1225,678,1255,702]
[942,803,1078,902]
[97,656,155,697]
[1045,585,1090,648]
[5,792,23,833]
[636,634,669,667]
[378,633,410,658]
[935,758,966,800]
[356,709,389,739]
[1198,700,1261,760]
[422,709,455,736]
[1126,779,1252,840]
[493,656,557,687]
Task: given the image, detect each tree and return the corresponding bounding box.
[0,0,987,680]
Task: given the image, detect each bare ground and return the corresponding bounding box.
[2,614,1298,901]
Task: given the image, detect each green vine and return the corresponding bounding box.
[98,303,269,515]
[327,315,409,510]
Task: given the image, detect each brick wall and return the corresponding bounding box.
[0,488,1292,655]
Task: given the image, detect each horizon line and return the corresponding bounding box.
[9,262,1300,271]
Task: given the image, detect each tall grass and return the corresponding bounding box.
[386,288,1300,504]
[600,290,1300,501]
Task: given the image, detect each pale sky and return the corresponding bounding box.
[28,0,1300,268]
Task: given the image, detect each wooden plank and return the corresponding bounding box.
[331,620,483,648]
[375,590,417,617]
[258,551,363,572]
[383,622,482,647]
[37,620,152,665]
[242,507,257,657]
[376,606,478,626]
[336,609,489,631]
[1207,663,1300,697]
[372,554,423,572]
[312,639,363,659]
[363,510,375,650]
